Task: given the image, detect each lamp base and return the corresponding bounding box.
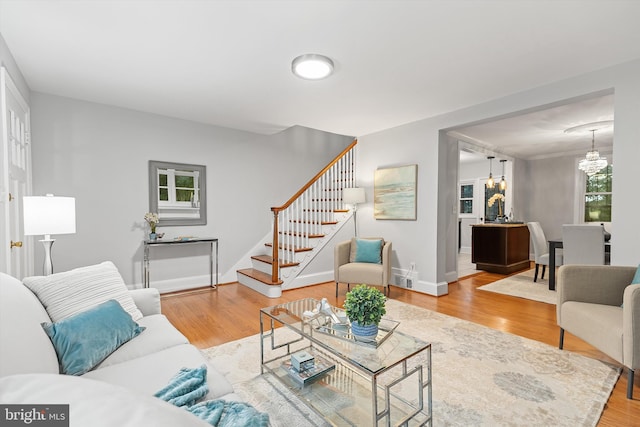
[39,238,55,275]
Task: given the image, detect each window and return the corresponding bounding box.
[459,183,474,214]
[584,164,612,222]
[157,168,199,207]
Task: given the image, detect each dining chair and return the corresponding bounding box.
[561,224,605,265]
[527,222,563,282]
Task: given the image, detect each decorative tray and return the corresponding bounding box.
[304,311,399,348]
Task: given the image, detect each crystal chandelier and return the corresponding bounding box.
[578,130,608,176]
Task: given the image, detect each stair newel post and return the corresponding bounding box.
[271,208,279,283]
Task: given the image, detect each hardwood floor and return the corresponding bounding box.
[161,270,639,426]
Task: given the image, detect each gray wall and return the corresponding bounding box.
[520,151,613,241]
[520,156,577,241]
[30,92,353,288]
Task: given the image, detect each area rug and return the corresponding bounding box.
[478,268,557,304]
[201,299,619,426]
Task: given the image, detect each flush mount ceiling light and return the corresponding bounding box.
[565,120,612,176]
[291,54,334,80]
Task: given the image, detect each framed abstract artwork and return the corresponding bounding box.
[374,164,417,220]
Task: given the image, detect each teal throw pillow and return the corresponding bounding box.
[42,299,146,376]
[354,238,383,264]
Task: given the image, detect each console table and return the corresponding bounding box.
[471,224,530,274]
[143,237,218,289]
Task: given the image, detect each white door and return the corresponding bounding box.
[0,67,33,278]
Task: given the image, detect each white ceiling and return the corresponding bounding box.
[453,93,615,162]
[1,1,639,157]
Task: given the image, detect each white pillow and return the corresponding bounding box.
[23,261,143,322]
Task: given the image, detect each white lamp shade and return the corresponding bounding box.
[23,196,76,236]
[343,187,366,205]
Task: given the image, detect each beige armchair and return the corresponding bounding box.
[334,238,392,297]
[557,265,640,399]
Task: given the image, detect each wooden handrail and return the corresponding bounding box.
[271,139,357,213]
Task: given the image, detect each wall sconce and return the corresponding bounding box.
[343,187,365,237]
[23,194,76,275]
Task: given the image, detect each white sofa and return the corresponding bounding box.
[0,269,237,426]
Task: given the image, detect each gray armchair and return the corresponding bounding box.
[557,264,640,399]
[334,238,392,297]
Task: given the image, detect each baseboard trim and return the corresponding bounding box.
[413,280,449,296]
[286,271,334,290]
[132,274,217,294]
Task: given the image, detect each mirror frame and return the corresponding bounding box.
[148,160,207,226]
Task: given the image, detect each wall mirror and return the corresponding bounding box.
[149,160,207,226]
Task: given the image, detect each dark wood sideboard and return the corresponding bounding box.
[471,224,530,274]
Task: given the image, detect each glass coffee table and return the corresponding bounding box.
[260,298,432,426]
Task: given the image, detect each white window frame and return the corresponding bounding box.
[157,168,200,208]
[573,156,612,225]
[458,180,476,218]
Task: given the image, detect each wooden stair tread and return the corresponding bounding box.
[264,243,313,252]
[290,220,338,225]
[279,231,325,238]
[237,268,283,285]
[252,255,299,268]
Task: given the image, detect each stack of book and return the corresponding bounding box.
[284,351,335,387]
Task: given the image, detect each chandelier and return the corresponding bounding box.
[577,130,608,176]
[565,120,612,177]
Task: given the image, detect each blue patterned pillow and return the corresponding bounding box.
[354,238,383,264]
[42,299,145,376]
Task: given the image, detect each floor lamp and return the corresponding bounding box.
[343,187,365,237]
[23,194,76,275]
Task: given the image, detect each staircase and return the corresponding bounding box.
[237,139,358,297]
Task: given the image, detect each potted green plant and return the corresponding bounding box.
[343,285,386,341]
